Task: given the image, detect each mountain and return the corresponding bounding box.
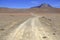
[0,3,60,13]
[29,4,60,13]
[31,3,53,8]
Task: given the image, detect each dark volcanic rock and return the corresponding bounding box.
[31,3,53,8]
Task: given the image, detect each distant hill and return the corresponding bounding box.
[31,3,53,8]
[0,4,60,13]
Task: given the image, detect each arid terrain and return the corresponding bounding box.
[0,4,60,40]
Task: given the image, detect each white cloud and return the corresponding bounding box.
[31,1,40,4]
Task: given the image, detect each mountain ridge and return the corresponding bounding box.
[31,3,53,8]
[0,4,60,13]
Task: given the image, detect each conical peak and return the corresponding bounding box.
[40,3,52,8]
[31,3,53,8]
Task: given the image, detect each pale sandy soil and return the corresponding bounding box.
[0,13,60,40]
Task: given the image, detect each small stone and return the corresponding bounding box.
[0,29,4,31]
[48,19,51,21]
[42,36,47,39]
[53,33,56,35]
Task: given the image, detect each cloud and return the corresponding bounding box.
[31,1,40,4]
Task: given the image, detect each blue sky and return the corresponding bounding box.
[0,0,60,8]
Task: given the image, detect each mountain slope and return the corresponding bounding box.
[0,4,60,13]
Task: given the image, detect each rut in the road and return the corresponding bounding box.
[1,16,59,40]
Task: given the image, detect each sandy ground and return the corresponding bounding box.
[0,13,60,40]
[0,13,31,34]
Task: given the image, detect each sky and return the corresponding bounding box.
[0,0,60,8]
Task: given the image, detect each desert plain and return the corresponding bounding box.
[0,4,60,40]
